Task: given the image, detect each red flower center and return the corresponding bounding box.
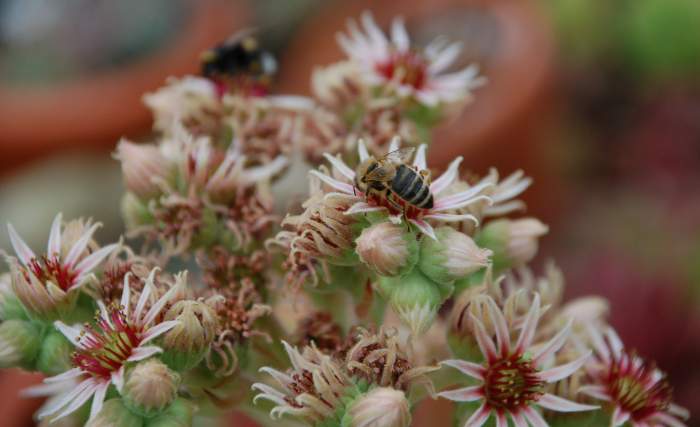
[484,354,545,411]
[72,304,142,379]
[376,51,428,90]
[26,256,78,291]
[606,351,672,421]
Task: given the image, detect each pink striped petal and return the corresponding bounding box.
[54,322,83,347]
[388,136,401,153]
[539,351,591,383]
[511,411,528,427]
[88,381,110,421]
[465,403,491,427]
[309,170,355,195]
[345,202,386,215]
[522,407,548,427]
[533,319,572,365]
[432,183,493,211]
[470,314,498,363]
[586,323,610,364]
[422,213,479,225]
[653,412,687,427]
[605,327,624,360]
[141,320,180,344]
[74,243,118,283]
[429,42,461,74]
[538,393,599,413]
[440,359,485,380]
[577,385,612,401]
[495,411,508,427]
[515,293,540,353]
[7,223,35,266]
[485,297,510,356]
[51,378,100,421]
[358,139,370,162]
[437,386,483,402]
[413,144,427,170]
[47,213,63,256]
[127,345,162,362]
[391,17,410,52]
[44,367,84,384]
[612,407,630,426]
[63,223,101,268]
[430,157,463,195]
[409,219,436,240]
[111,366,125,392]
[120,274,132,315]
[323,153,355,181]
[669,404,690,420]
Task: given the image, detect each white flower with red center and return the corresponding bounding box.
[309,137,493,239]
[439,294,598,427]
[34,269,180,422]
[579,325,689,427]
[337,12,485,106]
[6,214,118,318]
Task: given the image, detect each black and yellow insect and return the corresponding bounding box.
[200,29,277,81]
[354,148,434,212]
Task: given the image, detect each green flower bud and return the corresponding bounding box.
[86,398,143,427]
[123,359,180,418]
[160,300,218,371]
[356,222,418,277]
[475,218,548,271]
[344,387,412,427]
[0,319,42,369]
[145,398,196,427]
[418,227,491,285]
[0,273,27,321]
[35,328,72,375]
[380,269,449,335]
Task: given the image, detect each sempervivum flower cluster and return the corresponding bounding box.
[0,9,692,427]
[252,327,436,426]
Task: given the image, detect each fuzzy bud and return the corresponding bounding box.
[379,269,450,335]
[116,139,171,200]
[86,398,143,427]
[419,227,491,284]
[123,359,180,417]
[476,218,548,270]
[346,387,412,427]
[0,273,25,321]
[9,261,77,321]
[356,222,418,277]
[160,300,218,371]
[35,328,72,375]
[0,319,42,369]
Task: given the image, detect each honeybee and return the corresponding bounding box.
[200,30,277,82]
[354,148,434,212]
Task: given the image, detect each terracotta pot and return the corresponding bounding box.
[0,370,45,427]
[0,0,249,177]
[278,0,561,221]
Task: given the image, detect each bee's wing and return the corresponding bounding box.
[381,147,415,164]
[363,165,395,183]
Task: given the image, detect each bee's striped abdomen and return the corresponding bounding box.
[391,164,434,209]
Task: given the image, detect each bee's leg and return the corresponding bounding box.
[420,169,432,185]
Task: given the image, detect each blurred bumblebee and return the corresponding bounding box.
[354,147,434,212]
[200,30,277,89]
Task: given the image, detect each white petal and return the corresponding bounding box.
[430,157,463,195]
[612,407,630,426]
[344,202,386,215]
[120,274,131,314]
[63,223,101,268]
[669,404,690,420]
[533,319,573,365]
[309,170,355,195]
[464,403,490,427]
[46,378,99,421]
[44,367,84,385]
[577,385,612,401]
[323,153,355,181]
[142,282,179,326]
[605,327,625,359]
[135,268,156,320]
[437,386,483,402]
[653,412,687,427]
[432,181,493,210]
[47,213,63,257]
[470,314,498,363]
[422,213,480,224]
[140,320,180,344]
[432,194,492,212]
[515,293,540,353]
[428,42,461,74]
[522,407,548,427]
[413,144,427,170]
[388,136,401,153]
[495,412,507,427]
[21,381,72,398]
[511,411,528,427]
[485,297,510,356]
[7,223,35,266]
[53,322,83,347]
[358,139,370,162]
[539,351,590,383]
[88,382,109,421]
[409,219,436,240]
[440,359,485,380]
[391,17,410,52]
[74,244,118,280]
[241,155,288,185]
[111,366,125,392]
[127,345,163,362]
[538,393,599,413]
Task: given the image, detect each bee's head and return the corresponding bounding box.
[354,157,378,193]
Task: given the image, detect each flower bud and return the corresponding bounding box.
[116,139,171,200]
[346,387,411,427]
[419,227,491,284]
[380,269,448,335]
[86,398,143,427]
[476,218,548,270]
[160,300,218,371]
[0,273,26,321]
[356,222,418,277]
[123,359,180,418]
[0,319,42,369]
[9,261,78,321]
[35,328,72,375]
